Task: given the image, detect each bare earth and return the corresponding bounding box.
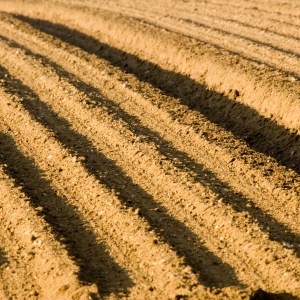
[1,0,300,299]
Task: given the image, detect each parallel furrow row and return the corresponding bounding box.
[2,12,300,241]
[111,3,300,54]
[4,2,299,139]
[0,165,98,299]
[0,15,300,297]
[0,1,300,298]
[0,60,216,299]
[110,5,300,78]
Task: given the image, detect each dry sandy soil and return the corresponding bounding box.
[1,0,300,299]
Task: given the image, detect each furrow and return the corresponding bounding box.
[204,0,300,17]
[3,11,300,249]
[3,3,300,146]
[0,165,98,299]
[1,1,300,298]
[0,65,220,299]
[112,6,300,78]
[108,3,300,55]
[122,0,300,37]
[168,12,300,58]
[0,29,250,290]
[11,7,300,187]
[0,21,300,296]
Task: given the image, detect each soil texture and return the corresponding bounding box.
[0,0,300,299]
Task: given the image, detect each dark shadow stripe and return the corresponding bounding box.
[2,29,300,285]
[6,32,300,263]
[182,18,300,59]
[11,15,300,178]
[0,62,242,288]
[203,15,300,45]
[250,288,297,300]
[0,73,133,296]
[128,14,300,79]
[0,131,133,296]
[269,18,300,31]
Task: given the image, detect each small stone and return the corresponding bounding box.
[265,255,275,264]
[283,242,293,249]
[134,208,141,216]
[29,290,39,296]
[59,285,70,293]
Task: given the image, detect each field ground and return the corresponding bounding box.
[1,0,300,299]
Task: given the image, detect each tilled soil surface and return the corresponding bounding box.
[1,0,300,299]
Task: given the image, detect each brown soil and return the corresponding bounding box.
[0,0,300,299]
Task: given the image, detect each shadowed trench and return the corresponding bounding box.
[12,14,300,178]
[0,60,243,289]
[0,10,298,299]
[1,19,300,261]
[0,116,133,296]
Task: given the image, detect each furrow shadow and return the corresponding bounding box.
[0,131,134,297]
[203,15,300,44]
[4,33,300,277]
[269,19,300,31]
[250,288,297,300]
[0,66,242,288]
[205,3,295,19]
[14,15,300,175]
[9,37,300,261]
[128,14,300,79]
[0,76,133,296]
[182,18,300,59]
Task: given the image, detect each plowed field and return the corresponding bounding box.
[1,0,300,299]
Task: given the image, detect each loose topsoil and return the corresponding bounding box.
[0,0,300,299]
